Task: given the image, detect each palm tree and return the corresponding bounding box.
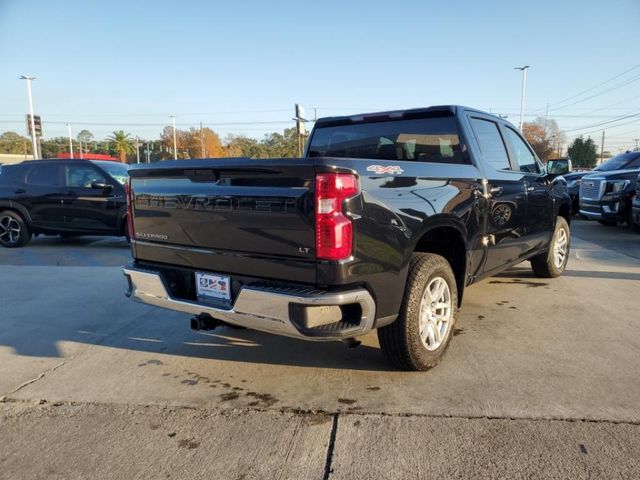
[107,130,134,163]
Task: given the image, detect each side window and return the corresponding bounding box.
[627,156,640,168]
[65,165,107,188]
[504,127,540,174]
[469,118,510,171]
[25,165,61,187]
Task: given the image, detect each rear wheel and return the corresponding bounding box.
[123,218,131,243]
[627,205,640,233]
[0,210,31,248]
[378,253,457,371]
[531,217,570,278]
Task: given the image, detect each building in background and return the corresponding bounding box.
[0,153,35,165]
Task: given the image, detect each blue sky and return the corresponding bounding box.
[1,0,639,151]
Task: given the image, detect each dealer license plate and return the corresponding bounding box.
[195,272,231,304]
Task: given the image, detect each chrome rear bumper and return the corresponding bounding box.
[123,265,376,341]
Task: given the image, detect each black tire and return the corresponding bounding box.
[0,210,32,248]
[378,253,457,371]
[123,219,131,244]
[531,217,570,278]
[597,219,617,226]
[627,207,640,233]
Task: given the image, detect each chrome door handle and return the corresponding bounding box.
[489,186,503,196]
[526,186,535,193]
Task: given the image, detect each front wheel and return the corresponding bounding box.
[628,206,640,233]
[531,217,570,278]
[378,253,457,371]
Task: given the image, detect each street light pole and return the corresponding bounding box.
[514,65,530,131]
[67,123,74,159]
[170,115,177,160]
[20,75,39,159]
[135,136,140,164]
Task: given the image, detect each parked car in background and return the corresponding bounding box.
[0,159,130,247]
[579,151,640,227]
[630,171,640,232]
[551,158,585,215]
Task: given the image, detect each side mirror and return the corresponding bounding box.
[91,182,113,192]
[546,159,572,177]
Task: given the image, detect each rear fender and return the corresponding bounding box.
[0,201,33,224]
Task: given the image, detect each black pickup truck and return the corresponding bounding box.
[123,105,572,371]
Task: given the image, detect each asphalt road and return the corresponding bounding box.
[1,219,639,479]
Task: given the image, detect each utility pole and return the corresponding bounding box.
[200,121,205,157]
[170,115,177,160]
[20,75,39,159]
[294,104,307,157]
[135,136,140,164]
[514,65,530,131]
[544,102,549,129]
[67,123,74,159]
[600,130,605,165]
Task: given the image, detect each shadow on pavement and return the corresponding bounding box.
[0,235,131,267]
[1,304,394,372]
[112,325,394,372]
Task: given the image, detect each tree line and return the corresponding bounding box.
[0,126,300,163]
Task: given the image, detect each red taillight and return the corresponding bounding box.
[124,179,135,239]
[315,173,358,260]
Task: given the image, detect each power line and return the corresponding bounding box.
[0,120,295,127]
[547,64,640,108]
[565,118,640,139]
[548,73,640,112]
[562,110,640,133]
[497,112,640,119]
[0,109,292,118]
[572,94,640,116]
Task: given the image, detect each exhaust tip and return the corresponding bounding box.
[190,314,221,331]
[342,338,361,349]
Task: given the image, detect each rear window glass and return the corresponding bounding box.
[308,116,467,164]
[97,162,129,185]
[0,165,22,185]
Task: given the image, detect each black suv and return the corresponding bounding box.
[579,151,640,226]
[0,159,130,248]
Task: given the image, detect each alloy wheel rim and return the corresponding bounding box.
[553,228,568,268]
[418,277,452,351]
[0,216,21,244]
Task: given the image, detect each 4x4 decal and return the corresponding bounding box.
[366,165,404,175]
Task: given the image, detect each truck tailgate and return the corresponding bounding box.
[129,159,316,282]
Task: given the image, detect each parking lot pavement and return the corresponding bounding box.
[571,218,640,260]
[1,219,639,478]
[0,235,131,267]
